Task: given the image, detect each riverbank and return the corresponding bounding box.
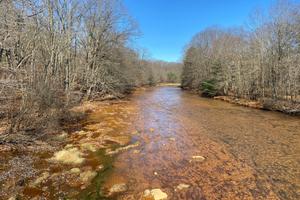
[214,96,300,116]
[0,100,139,199]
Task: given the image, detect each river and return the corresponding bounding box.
[107,86,300,200]
[1,86,299,200]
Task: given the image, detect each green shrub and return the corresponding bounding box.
[200,79,218,97]
[167,72,178,83]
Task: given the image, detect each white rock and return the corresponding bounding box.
[80,170,97,183]
[144,189,151,196]
[191,155,205,162]
[106,142,140,155]
[33,172,50,186]
[109,183,127,195]
[64,144,74,149]
[133,150,140,154]
[97,165,104,171]
[80,143,97,152]
[144,189,168,200]
[70,168,81,174]
[50,147,84,164]
[56,132,68,141]
[176,183,190,191]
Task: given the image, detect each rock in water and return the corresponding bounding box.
[80,170,97,183]
[144,189,168,200]
[50,147,84,164]
[55,132,68,141]
[33,172,50,186]
[109,183,128,195]
[176,183,190,191]
[106,142,140,155]
[191,155,205,162]
[70,168,81,174]
[80,143,97,152]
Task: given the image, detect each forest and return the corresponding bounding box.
[0,0,181,134]
[181,0,300,113]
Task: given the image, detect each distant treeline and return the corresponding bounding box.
[148,61,182,84]
[181,0,300,107]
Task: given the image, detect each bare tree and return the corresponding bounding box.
[182,0,300,111]
[0,0,154,133]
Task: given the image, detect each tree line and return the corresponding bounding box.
[148,60,182,84]
[0,0,180,133]
[182,0,300,109]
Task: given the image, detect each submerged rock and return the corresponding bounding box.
[32,172,50,186]
[144,189,168,200]
[133,149,140,154]
[191,155,205,162]
[149,128,155,132]
[80,143,97,152]
[55,132,68,141]
[97,165,104,171]
[131,130,139,135]
[80,170,97,183]
[106,142,140,155]
[50,147,84,164]
[77,130,88,136]
[70,168,81,174]
[64,144,74,149]
[108,183,128,196]
[176,183,190,191]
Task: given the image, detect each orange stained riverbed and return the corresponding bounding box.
[107,86,300,200]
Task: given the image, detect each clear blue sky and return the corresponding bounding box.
[124,0,274,62]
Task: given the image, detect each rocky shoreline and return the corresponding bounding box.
[0,100,138,200]
[214,96,300,116]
